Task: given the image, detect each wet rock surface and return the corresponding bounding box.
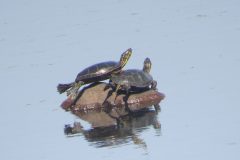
[61,82,165,112]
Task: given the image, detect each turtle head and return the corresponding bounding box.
[143,57,152,73]
[119,48,132,68]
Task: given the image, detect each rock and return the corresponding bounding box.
[74,82,112,110]
[61,82,165,112]
[61,97,73,111]
[60,82,109,111]
[110,90,165,111]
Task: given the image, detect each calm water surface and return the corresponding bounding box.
[1,0,240,160]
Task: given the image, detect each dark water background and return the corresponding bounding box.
[1,0,240,159]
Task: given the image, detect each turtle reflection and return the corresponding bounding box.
[64,108,161,148]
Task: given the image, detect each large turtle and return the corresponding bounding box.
[57,48,132,99]
[110,57,157,97]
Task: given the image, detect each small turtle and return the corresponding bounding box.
[110,57,157,97]
[57,48,132,99]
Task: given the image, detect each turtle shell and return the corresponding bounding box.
[75,61,119,83]
[111,69,153,88]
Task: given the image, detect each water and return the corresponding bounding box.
[1,0,240,159]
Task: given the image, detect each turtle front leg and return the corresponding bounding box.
[113,84,121,103]
[104,79,114,91]
[102,81,115,106]
[151,80,158,90]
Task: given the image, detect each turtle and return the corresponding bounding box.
[110,57,157,98]
[57,48,132,99]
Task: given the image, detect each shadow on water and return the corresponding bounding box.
[64,107,161,148]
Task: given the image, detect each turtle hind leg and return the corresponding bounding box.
[67,81,84,99]
[57,82,74,94]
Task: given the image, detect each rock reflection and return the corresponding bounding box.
[64,108,161,148]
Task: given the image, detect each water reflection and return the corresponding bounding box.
[64,108,161,148]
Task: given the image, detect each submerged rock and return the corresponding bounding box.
[61,82,165,112]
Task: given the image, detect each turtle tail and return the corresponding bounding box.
[57,82,75,94]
